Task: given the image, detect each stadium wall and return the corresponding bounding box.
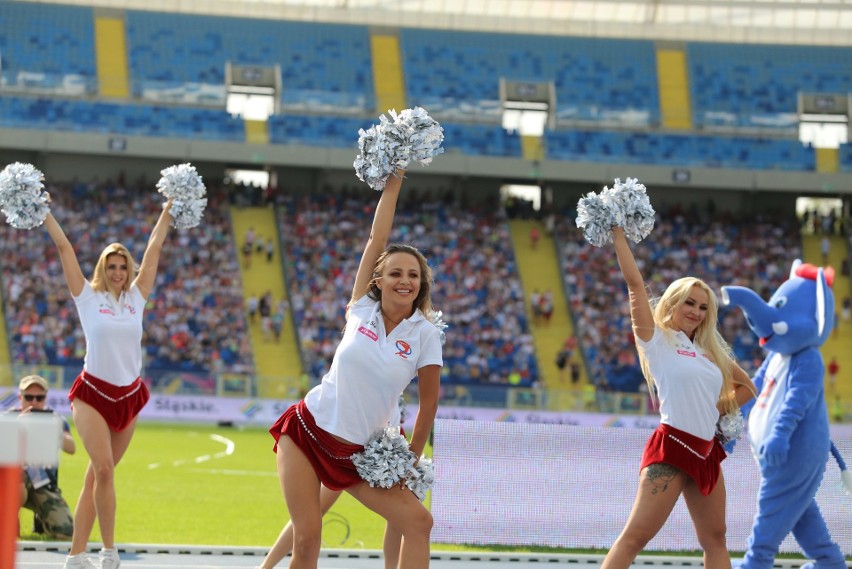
[1,127,849,209]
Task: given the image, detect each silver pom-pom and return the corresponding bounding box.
[575,191,617,247]
[406,457,434,502]
[393,107,445,167]
[716,408,745,445]
[351,427,420,490]
[156,163,207,230]
[576,177,656,247]
[605,177,655,243]
[0,162,50,230]
[429,310,448,345]
[354,107,444,191]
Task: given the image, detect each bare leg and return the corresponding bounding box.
[601,463,688,569]
[260,485,342,568]
[684,471,730,569]
[68,401,137,554]
[277,436,322,569]
[346,483,432,569]
[383,523,402,569]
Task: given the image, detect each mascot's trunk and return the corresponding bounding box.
[721,286,775,338]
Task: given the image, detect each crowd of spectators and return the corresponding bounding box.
[554,204,802,393]
[3,178,828,401]
[0,179,254,388]
[277,187,539,387]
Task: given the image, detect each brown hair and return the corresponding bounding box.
[90,243,137,296]
[367,244,434,317]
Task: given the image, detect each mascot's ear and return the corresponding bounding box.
[789,259,803,280]
[817,268,827,337]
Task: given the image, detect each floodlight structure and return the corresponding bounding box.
[798,93,849,149]
[500,80,555,137]
[226,63,281,121]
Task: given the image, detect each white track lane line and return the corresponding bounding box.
[147,433,234,470]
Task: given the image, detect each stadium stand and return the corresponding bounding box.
[276,189,539,390]
[687,43,852,129]
[0,0,850,417]
[0,1,96,94]
[554,206,803,396]
[126,11,374,110]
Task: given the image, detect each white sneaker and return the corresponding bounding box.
[99,547,121,569]
[63,553,98,569]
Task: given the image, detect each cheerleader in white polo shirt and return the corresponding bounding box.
[42,200,174,569]
[602,226,756,569]
[269,170,443,569]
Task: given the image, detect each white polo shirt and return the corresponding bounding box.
[305,295,444,445]
[636,326,723,440]
[73,281,146,387]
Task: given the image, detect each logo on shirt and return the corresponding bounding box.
[98,302,116,316]
[676,349,696,357]
[124,304,136,315]
[755,377,777,409]
[358,326,378,341]
[395,340,412,359]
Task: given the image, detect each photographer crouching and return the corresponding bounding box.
[11,375,75,540]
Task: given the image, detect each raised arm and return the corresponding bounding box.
[612,226,654,342]
[43,212,85,297]
[350,171,404,304]
[134,199,173,300]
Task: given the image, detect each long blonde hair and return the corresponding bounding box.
[90,243,137,297]
[638,277,739,414]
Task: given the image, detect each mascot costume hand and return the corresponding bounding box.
[722,260,852,569]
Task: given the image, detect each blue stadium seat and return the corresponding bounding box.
[688,43,852,128]
[0,2,96,93]
[401,29,659,125]
[0,96,244,140]
[545,129,815,170]
[126,11,374,110]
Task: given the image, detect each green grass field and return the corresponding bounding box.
[19,422,396,549]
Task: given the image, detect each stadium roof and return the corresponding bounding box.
[30,0,852,46]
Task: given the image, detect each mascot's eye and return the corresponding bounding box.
[773,297,787,308]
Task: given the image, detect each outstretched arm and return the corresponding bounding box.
[350,171,404,304]
[43,212,85,297]
[612,226,654,342]
[134,199,173,299]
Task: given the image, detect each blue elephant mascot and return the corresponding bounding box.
[722,260,852,569]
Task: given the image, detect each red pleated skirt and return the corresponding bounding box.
[269,400,365,491]
[640,423,726,496]
[68,371,149,432]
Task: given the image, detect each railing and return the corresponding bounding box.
[1,363,849,422]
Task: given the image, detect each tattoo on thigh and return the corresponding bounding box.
[646,463,678,494]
